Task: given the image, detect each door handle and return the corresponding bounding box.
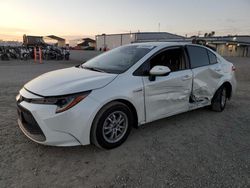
[133,88,143,93]
[214,68,221,72]
[182,75,192,81]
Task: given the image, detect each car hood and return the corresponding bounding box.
[24,67,118,96]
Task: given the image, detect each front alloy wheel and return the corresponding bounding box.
[91,102,133,149]
[102,111,128,144]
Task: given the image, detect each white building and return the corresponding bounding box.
[96,32,185,51]
[96,32,250,57]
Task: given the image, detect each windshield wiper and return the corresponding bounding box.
[82,66,106,73]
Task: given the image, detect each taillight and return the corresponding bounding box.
[232,65,236,72]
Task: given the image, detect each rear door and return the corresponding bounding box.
[141,47,193,122]
[186,45,223,102]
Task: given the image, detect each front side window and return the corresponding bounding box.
[150,48,186,72]
[187,46,210,68]
[81,45,154,74]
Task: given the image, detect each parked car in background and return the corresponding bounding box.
[16,42,236,149]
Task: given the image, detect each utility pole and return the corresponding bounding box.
[158,23,161,32]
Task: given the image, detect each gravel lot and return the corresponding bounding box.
[0,54,249,187]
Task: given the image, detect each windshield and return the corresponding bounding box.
[81,45,154,74]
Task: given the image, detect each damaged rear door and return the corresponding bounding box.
[186,45,223,104]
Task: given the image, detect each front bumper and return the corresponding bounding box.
[17,103,46,142]
[17,88,100,146]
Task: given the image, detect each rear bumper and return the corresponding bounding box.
[229,74,237,99]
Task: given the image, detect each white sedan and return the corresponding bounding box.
[16,42,236,149]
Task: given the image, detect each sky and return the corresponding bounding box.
[0,0,249,42]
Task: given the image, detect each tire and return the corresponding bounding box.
[91,102,133,149]
[211,86,227,112]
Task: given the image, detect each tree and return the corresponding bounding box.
[207,31,215,37]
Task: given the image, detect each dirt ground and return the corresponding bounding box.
[0,56,249,187]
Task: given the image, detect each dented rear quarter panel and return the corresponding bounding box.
[216,58,237,98]
[192,64,224,101]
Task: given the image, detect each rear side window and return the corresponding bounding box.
[187,46,210,68]
[207,50,217,64]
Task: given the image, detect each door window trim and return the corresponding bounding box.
[185,45,211,69]
[206,49,218,65]
[133,45,190,76]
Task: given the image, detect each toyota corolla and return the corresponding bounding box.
[16,42,236,149]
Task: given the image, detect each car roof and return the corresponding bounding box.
[131,42,189,48]
[130,42,218,54]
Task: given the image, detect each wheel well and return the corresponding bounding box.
[114,99,138,128]
[222,82,232,99]
[90,99,139,145]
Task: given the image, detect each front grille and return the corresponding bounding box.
[17,103,46,142]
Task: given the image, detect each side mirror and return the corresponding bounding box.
[149,65,171,81]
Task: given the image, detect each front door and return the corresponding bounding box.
[142,47,193,122]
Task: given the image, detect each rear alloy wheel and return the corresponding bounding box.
[91,102,133,149]
[211,86,227,112]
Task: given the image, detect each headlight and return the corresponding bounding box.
[55,94,87,113]
[23,91,91,113]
